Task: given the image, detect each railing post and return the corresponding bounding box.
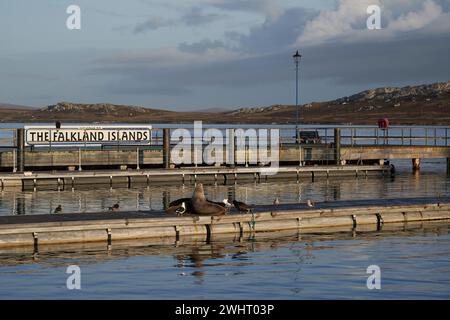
[446,128,448,147]
[434,128,437,146]
[334,128,341,165]
[227,128,235,167]
[163,128,170,169]
[16,128,25,173]
[136,147,140,170]
[78,147,82,171]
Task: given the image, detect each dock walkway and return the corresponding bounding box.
[1,197,449,248]
[0,164,391,189]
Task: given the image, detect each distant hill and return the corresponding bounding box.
[1,81,449,125]
[225,81,450,125]
[0,103,35,110]
[188,107,233,113]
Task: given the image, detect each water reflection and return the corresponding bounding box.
[0,159,449,216]
[1,171,449,216]
[1,222,449,299]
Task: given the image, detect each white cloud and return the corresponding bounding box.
[388,0,442,31]
[296,0,448,46]
[297,0,380,45]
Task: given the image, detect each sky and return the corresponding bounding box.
[0,0,449,111]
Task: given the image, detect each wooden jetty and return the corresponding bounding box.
[0,164,391,189]
[1,125,449,189]
[1,221,448,266]
[1,197,449,249]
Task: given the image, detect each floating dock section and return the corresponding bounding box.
[0,198,449,248]
[0,165,391,189]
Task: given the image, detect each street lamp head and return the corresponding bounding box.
[293,50,302,62]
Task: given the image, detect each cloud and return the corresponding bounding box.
[297,0,381,45]
[296,0,450,45]
[90,0,450,103]
[133,17,174,34]
[178,39,227,53]
[206,0,284,19]
[181,7,225,26]
[229,7,318,53]
[388,0,443,31]
[132,6,224,34]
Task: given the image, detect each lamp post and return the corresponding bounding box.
[293,50,302,143]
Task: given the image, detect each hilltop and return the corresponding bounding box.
[226,81,450,125]
[0,81,449,125]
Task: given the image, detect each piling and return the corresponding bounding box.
[163,128,170,169]
[412,158,420,172]
[334,128,341,165]
[447,158,450,175]
[16,129,25,172]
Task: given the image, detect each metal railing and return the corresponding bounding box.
[1,126,449,172]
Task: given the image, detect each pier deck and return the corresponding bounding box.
[0,164,391,189]
[1,197,449,249]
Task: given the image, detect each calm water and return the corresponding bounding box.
[1,122,450,299]
[1,224,450,299]
[1,159,449,216]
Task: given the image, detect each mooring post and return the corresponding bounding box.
[136,147,140,170]
[163,128,171,169]
[162,191,170,210]
[334,128,341,166]
[412,158,420,172]
[447,158,450,175]
[227,128,235,167]
[16,128,25,173]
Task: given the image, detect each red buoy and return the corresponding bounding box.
[378,118,389,129]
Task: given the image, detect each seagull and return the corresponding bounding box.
[233,200,253,213]
[222,199,233,207]
[273,197,280,205]
[306,199,315,208]
[108,203,119,211]
[54,205,62,214]
[175,202,187,215]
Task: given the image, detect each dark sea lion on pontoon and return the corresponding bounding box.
[191,183,226,215]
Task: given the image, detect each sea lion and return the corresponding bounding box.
[191,183,226,215]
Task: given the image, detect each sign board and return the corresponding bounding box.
[24,125,152,146]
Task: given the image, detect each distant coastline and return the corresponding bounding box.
[1,81,449,125]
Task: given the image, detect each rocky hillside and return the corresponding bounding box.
[333,81,450,104]
[1,81,449,125]
[40,102,172,116]
[228,81,450,116]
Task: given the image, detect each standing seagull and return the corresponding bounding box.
[273,197,280,206]
[109,203,120,211]
[233,200,253,213]
[306,199,315,208]
[175,202,187,216]
[222,199,233,208]
[54,205,62,214]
